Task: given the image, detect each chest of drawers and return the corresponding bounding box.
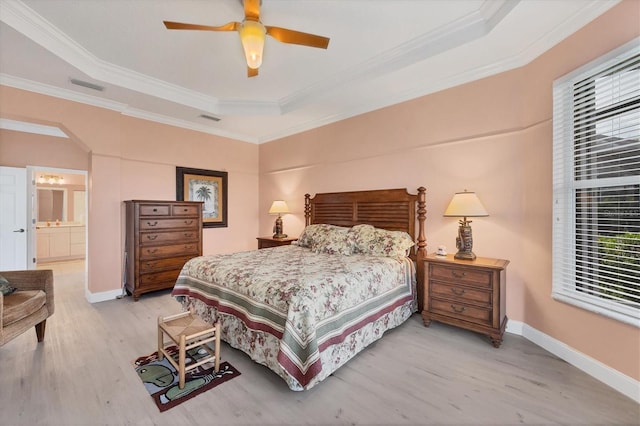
[125,200,203,301]
[421,254,509,347]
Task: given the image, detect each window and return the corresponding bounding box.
[552,38,640,327]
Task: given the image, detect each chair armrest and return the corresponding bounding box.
[1,270,54,316]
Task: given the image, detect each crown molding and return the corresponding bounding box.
[0,73,127,111]
[0,117,68,138]
[514,0,623,64]
[122,108,258,143]
[0,0,281,117]
[0,74,259,143]
[278,0,519,114]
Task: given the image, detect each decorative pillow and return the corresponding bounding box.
[297,224,346,248]
[0,274,16,296]
[311,227,355,255]
[349,224,377,253]
[352,226,415,258]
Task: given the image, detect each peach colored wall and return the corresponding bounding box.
[0,87,259,295]
[0,129,90,169]
[259,1,640,382]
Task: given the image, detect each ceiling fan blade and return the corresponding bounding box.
[248,67,259,78]
[163,21,240,32]
[265,26,330,49]
[244,0,261,21]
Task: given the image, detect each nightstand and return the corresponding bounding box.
[422,253,509,347]
[256,236,297,249]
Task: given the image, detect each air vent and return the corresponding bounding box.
[199,114,221,122]
[69,78,105,91]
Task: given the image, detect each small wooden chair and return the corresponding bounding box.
[157,311,220,389]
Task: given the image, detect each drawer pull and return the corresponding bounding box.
[184,220,193,225]
[183,208,188,212]
[146,235,158,240]
[184,245,194,250]
[153,208,158,212]
[450,287,465,296]
[147,221,158,227]
[147,249,158,254]
[184,233,193,238]
[452,271,466,278]
[450,304,466,313]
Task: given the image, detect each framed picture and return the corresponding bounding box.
[176,167,228,228]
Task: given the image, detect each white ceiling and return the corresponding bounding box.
[0,0,619,144]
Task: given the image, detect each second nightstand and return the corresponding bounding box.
[256,236,297,249]
[422,253,509,347]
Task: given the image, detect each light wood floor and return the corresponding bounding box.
[2,261,638,425]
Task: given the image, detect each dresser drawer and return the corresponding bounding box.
[140,230,199,245]
[139,243,200,260]
[140,255,195,273]
[430,281,491,306]
[430,298,492,326]
[430,264,492,288]
[139,269,182,287]
[139,204,171,216]
[172,204,200,216]
[139,218,199,230]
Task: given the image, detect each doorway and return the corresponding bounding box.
[30,166,88,290]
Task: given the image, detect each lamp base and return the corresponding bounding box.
[272,233,288,239]
[454,223,476,260]
[454,250,476,261]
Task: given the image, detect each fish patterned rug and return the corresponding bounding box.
[133,345,241,412]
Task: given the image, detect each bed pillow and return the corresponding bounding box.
[351,225,415,258]
[296,224,345,248]
[0,274,16,296]
[310,226,355,255]
[349,224,377,253]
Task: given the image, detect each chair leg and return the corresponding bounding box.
[178,334,186,389]
[35,320,47,342]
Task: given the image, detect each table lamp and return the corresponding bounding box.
[443,190,488,260]
[269,200,290,239]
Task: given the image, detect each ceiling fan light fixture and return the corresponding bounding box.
[239,19,266,69]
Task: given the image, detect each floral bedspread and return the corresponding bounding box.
[172,245,415,389]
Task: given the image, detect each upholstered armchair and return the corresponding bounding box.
[0,269,54,347]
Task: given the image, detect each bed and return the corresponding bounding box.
[172,187,427,390]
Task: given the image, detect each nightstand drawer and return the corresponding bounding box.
[431,298,492,326]
[430,281,491,305]
[430,264,492,288]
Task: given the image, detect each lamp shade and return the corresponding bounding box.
[443,191,488,217]
[268,200,290,215]
[239,20,266,69]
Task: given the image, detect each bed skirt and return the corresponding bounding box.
[177,295,416,390]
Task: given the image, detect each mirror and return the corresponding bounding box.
[37,188,67,222]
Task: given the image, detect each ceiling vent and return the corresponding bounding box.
[69,78,105,91]
[199,114,221,122]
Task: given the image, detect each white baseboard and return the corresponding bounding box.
[85,287,124,303]
[507,320,639,403]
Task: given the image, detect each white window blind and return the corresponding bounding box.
[552,38,640,327]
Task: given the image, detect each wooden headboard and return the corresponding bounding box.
[304,187,427,310]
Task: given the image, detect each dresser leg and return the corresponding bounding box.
[490,335,502,348]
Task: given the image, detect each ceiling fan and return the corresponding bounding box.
[163,0,330,78]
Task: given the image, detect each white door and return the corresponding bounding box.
[0,167,28,270]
